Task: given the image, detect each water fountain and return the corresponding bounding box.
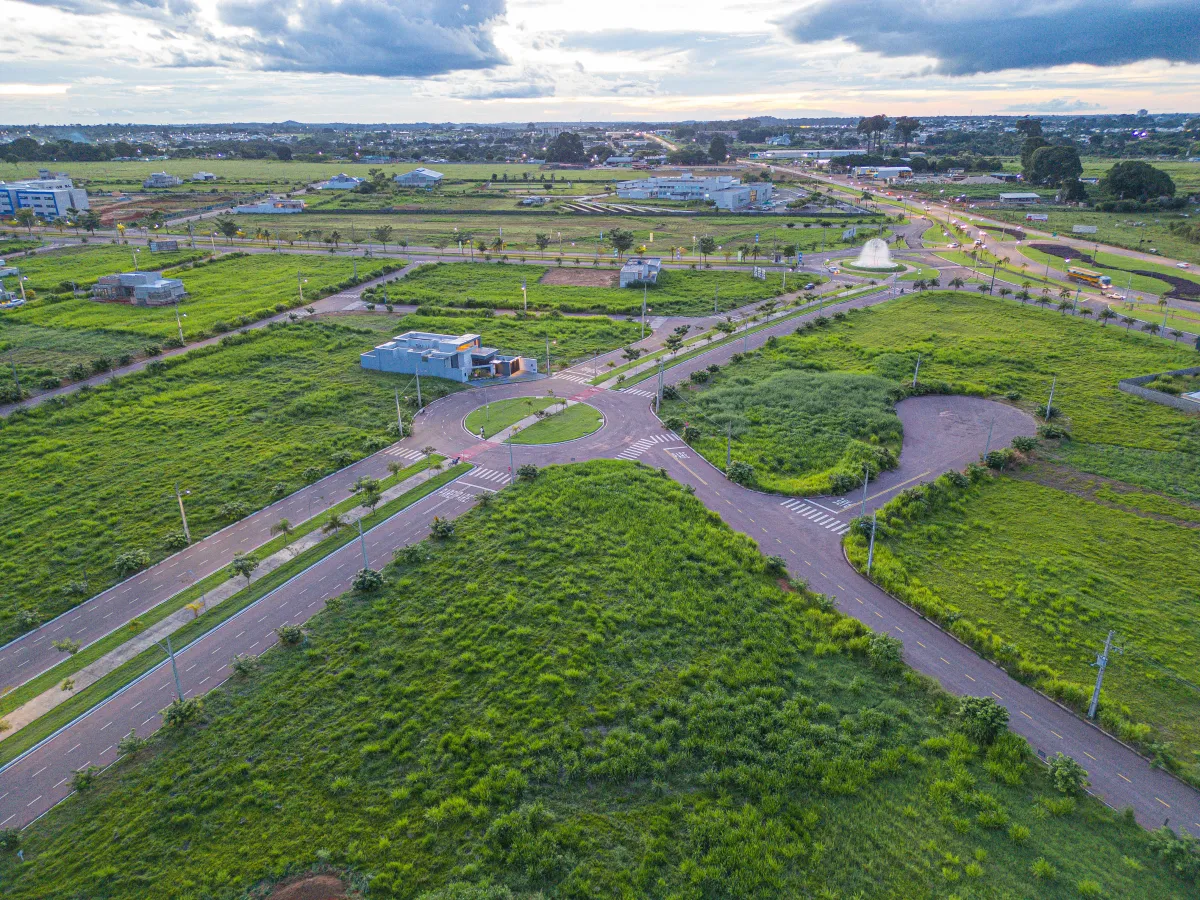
[852,237,896,270]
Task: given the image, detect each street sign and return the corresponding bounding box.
[797,252,803,264]
[754,233,760,243]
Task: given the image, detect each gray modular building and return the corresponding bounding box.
[91,272,187,306]
[360,331,536,383]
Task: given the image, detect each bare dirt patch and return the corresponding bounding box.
[538,267,618,288]
[266,875,350,900]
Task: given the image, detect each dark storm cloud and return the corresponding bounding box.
[216,0,508,78]
[780,0,1200,75]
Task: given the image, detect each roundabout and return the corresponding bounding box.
[462,395,605,444]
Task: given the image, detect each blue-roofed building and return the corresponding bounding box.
[360,331,536,382]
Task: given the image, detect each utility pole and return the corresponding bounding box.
[988,260,998,295]
[860,464,870,518]
[656,359,665,412]
[866,512,877,576]
[394,387,404,437]
[522,278,527,313]
[297,270,304,305]
[155,636,184,703]
[714,285,719,314]
[1045,375,1056,422]
[641,284,647,340]
[357,518,369,569]
[174,300,185,343]
[508,439,516,484]
[1088,630,1121,720]
[415,369,423,410]
[912,353,922,388]
[174,482,192,544]
[726,422,732,469]
[545,337,551,377]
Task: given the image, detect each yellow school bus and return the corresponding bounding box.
[1067,267,1112,289]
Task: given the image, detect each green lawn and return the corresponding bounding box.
[0,320,464,642]
[1018,243,1200,298]
[386,262,789,315]
[333,310,641,368]
[848,472,1200,783]
[10,252,401,341]
[464,396,559,439]
[510,402,603,444]
[661,367,903,495]
[1,462,1192,899]
[6,244,207,294]
[0,319,151,391]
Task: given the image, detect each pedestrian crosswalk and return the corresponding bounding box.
[778,498,853,535]
[471,468,509,484]
[383,446,425,461]
[620,388,656,399]
[615,433,675,461]
[553,372,593,384]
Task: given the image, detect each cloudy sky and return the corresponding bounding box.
[2,0,1198,124]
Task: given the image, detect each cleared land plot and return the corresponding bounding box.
[851,473,1200,783]
[386,261,790,315]
[5,244,207,294]
[0,320,462,642]
[2,461,1191,900]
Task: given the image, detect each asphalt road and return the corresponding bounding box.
[3,255,1199,836]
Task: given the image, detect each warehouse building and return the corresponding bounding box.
[316,174,363,190]
[360,331,536,383]
[143,172,183,188]
[394,167,444,186]
[0,171,89,217]
[615,173,772,210]
[91,272,186,306]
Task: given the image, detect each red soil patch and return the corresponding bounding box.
[267,875,349,900]
[538,267,618,287]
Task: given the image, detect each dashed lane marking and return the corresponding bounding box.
[1084,751,1097,761]
[1157,798,1171,809]
[1050,730,1063,739]
[964,674,975,682]
[940,658,950,665]
[1119,774,1132,783]
[1020,711,1033,720]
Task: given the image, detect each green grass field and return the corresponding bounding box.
[0,321,464,642]
[1,461,1192,899]
[1016,243,1200,298]
[985,207,1200,268]
[6,244,208,294]
[385,261,789,315]
[0,319,150,390]
[464,396,560,439]
[848,471,1200,783]
[510,401,603,444]
[661,368,904,495]
[333,311,641,368]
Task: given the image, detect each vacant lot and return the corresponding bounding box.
[852,472,1200,783]
[3,462,1189,899]
[386,261,790,315]
[6,244,207,294]
[0,321,461,641]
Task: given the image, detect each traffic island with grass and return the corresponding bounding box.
[464,396,604,444]
[510,401,604,444]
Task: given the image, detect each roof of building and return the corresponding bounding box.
[999,192,1041,199]
[396,167,443,180]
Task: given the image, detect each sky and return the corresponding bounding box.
[1,0,1198,124]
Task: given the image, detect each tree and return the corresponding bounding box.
[229,553,258,585]
[622,346,643,363]
[322,513,348,534]
[81,210,101,234]
[534,233,551,258]
[355,476,382,513]
[708,135,728,163]
[546,132,586,164]
[1047,752,1089,795]
[1098,307,1117,325]
[215,216,240,244]
[14,208,36,235]
[698,236,717,264]
[608,228,634,258]
[1019,136,1050,172]
[1100,160,1176,201]
[270,518,292,537]
[1015,117,1043,137]
[957,696,1009,745]
[894,116,921,148]
[664,334,684,355]
[949,277,965,290]
[372,225,394,253]
[856,114,890,153]
[1058,179,1088,203]
[1027,145,1082,186]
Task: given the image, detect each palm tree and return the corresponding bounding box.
[998,288,1013,299]
[1121,315,1136,330]
[1035,295,1051,309]
[913,279,927,291]
[1170,329,1183,342]
[329,230,342,249]
[1058,287,1072,300]
[1057,300,1072,315]
[949,277,965,290]
[1098,307,1116,326]
[1016,290,1031,304]
[215,217,239,244]
[1079,307,1093,318]
[322,513,348,535]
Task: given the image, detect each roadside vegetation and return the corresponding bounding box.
[1,462,1193,899]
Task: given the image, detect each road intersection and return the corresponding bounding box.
[3,282,1200,837]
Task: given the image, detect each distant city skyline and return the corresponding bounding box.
[1,0,1197,125]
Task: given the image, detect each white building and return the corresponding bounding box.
[394,167,444,186]
[615,173,772,210]
[620,257,662,287]
[192,172,217,181]
[316,174,364,190]
[233,197,306,214]
[143,172,183,188]
[0,171,89,218]
[92,272,186,306]
[999,192,1041,204]
[765,135,792,146]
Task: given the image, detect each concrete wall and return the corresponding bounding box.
[1117,365,1200,413]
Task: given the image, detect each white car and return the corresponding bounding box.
[1177,262,1190,269]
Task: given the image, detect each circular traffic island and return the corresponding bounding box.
[464,396,604,445]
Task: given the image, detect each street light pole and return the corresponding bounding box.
[155,636,185,703]
[1045,375,1056,422]
[415,369,423,410]
[860,464,870,518]
[357,519,369,569]
[866,512,877,576]
[174,481,192,544]
[1087,630,1121,720]
[394,387,404,436]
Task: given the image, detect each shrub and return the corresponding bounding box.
[1148,826,1200,881]
[727,460,754,486]
[1008,823,1031,844]
[984,447,1016,470]
[353,567,385,592]
[231,654,259,677]
[331,449,354,467]
[430,517,456,539]
[276,624,306,646]
[868,633,903,671]
[0,828,20,851]
[1048,752,1089,795]
[517,464,539,481]
[161,696,205,728]
[145,344,162,356]
[67,363,89,381]
[1077,879,1103,897]
[114,547,151,577]
[1037,422,1071,439]
[957,696,1009,745]
[1036,403,1060,420]
[764,555,787,576]
[90,357,113,374]
[662,384,680,400]
[218,500,252,521]
[1031,857,1057,880]
[689,369,710,384]
[52,638,81,655]
[117,729,149,757]
[1011,435,1038,452]
[162,530,189,551]
[72,765,101,792]
[396,544,423,565]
